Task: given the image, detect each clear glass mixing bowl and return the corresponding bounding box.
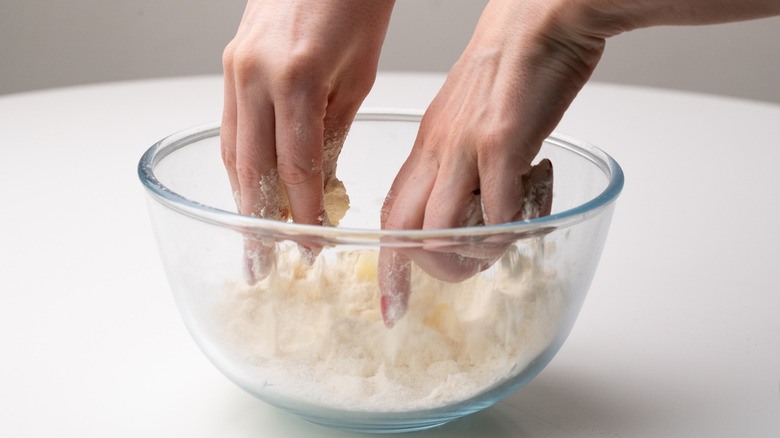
[138,110,623,433]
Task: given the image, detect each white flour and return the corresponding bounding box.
[213,242,562,412]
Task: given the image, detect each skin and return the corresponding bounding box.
[222,0,780,319]
[221,0,395,281]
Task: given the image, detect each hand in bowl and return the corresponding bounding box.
[376,0,604,327]
[220,0,394,282]
[221,0,780,301]
[379,159,554,327]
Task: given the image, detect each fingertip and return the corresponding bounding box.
[381,295,404,329]
[519,158,554,220]
[297,242,322,266]
[243,235,275,284]
[243,242,273,284]
[378,248,412,328]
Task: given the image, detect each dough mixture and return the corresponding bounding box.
[214,241,563,412]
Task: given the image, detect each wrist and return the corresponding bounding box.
[466,0,608,74]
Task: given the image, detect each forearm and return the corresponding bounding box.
[578,0,780,36]
[467,0,780,84]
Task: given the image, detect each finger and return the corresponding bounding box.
[378,146,435,328]
[223,43,279,284]
[404,149,493,281]
[273,91,332,266]
[419,145,527,274]
[235,87,281,282]
[397,247,488,283]
[480,157,554,224]
[380,145,433,230]
[520,158,554,219]
[235,88,283,218]
[431,159,555,284]
[223,56,274,285]
[427,158,553,279]
[242,234,275,285]
[385,178,495,286]
[420,150,479,230]
[478,151,530,226]
[377,247,411,329]
[321,92,361,183]
[274,94,326,227]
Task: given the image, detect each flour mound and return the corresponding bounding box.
[214,242,562,412]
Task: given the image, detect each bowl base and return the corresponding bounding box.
[298,413,454,434]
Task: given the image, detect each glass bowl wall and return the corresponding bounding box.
[138,110,623,433]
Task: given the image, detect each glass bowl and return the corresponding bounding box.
[138,109,623,433]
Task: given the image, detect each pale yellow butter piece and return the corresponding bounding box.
[355,250,379,281]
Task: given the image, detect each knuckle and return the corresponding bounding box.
[235,161,262,186]
[276,155,317,188]
[221,41,237,71]
[224,41,268,84]
[387,214,421,232]
[225,39,334,102]
[281,49,318,76]
[220,145,236,169]
[232,46,263,80]
[475,119,518,161]
[382,202,421,231]
[271,45,333,95]
[382,214,408,231]
[276,67,326,98]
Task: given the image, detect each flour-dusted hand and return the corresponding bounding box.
[221,0,780,296]
[379,159,554,328]
[377,0,780,327]
[378,0,600,328]
[221,0,395,283]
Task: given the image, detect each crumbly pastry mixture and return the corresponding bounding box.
[250,175,350,226]
[213,242,563,412]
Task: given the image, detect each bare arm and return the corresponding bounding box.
[378,0,780,326]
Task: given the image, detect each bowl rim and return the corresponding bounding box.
[138,108,624,242]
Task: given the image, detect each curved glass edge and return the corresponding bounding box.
[137,109,624,243]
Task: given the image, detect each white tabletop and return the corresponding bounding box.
[1,73,778,437]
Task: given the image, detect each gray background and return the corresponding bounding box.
[2,0,778,103]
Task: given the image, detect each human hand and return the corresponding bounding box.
[221,0,394,283]
[377,0,605,327]
[379,158,554,327]
[376,0,780,327]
